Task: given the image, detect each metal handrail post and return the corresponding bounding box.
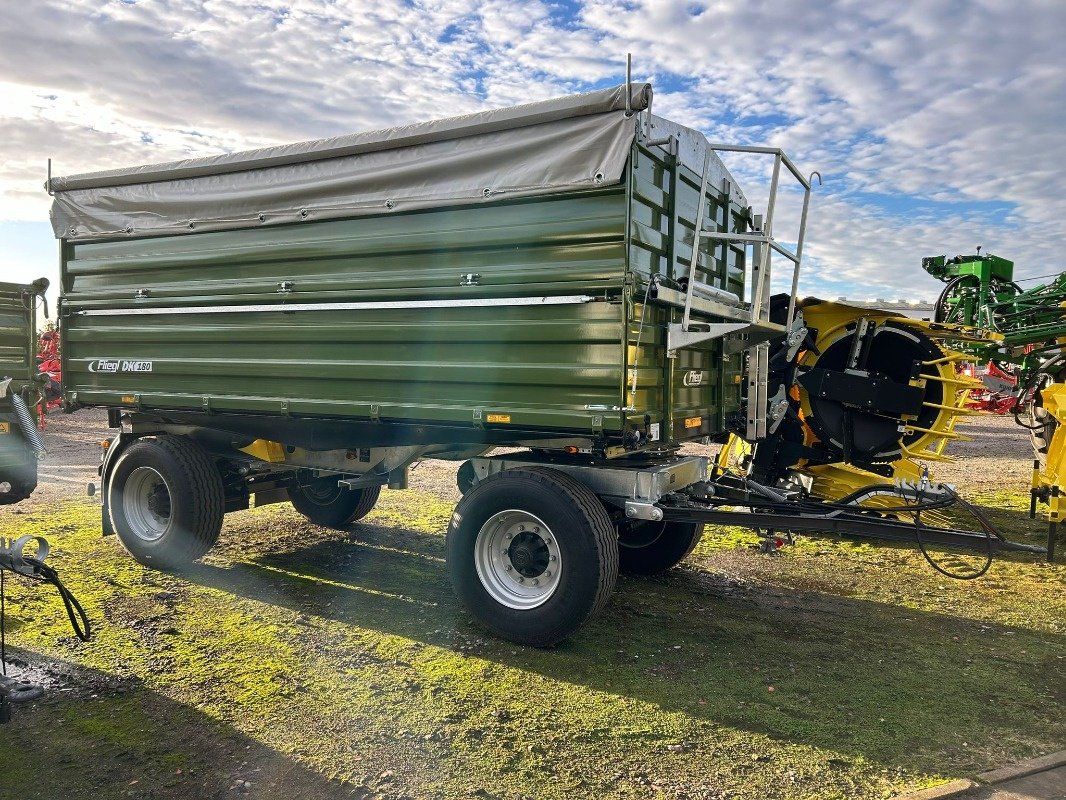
[754,155,782,323]
[682,149,713,331]
[625,53,632,116]
[786,184,812,329]
[705,144,812,191]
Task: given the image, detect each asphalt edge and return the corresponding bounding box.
[892,749,1066,800]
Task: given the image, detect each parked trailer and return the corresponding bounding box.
[49,84,1042,645]
[0,279,49,504]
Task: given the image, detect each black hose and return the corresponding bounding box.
[9,391,46,460]
[733,477,1000,579]
[18,558,91,642]
[913,485,995,580]
[934,276,969,324]
[0,557,91,648]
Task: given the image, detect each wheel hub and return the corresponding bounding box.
[122,466,172,542]
[474,510,561,609]
[146,484,171,518]
[508,532,549,577]
[303,479,341,504]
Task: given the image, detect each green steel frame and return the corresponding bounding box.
[923,253,1066,380]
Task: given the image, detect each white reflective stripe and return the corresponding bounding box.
[75,295,597,316]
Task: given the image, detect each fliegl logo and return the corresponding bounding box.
[682,370,706,387]
[88,359,119,374]
[88,359,153,374]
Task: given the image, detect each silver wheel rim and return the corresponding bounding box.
[122,466,172,542]
[474,510,561,610]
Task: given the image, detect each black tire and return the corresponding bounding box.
[0,461,37,505]
[456,461,477,495]
[1029,374,1061,462]
[1030,401,1055,459]
[617,520,704,575]
[287,474,381,528]
[446,467,619,647]
[108,436,224,569]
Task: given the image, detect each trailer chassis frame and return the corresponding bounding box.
[465,453,1051,561]
[659,502,1047,557]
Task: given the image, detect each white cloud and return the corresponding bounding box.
[0,0,1062,297]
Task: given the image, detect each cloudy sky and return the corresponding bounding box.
[2,0,1063,314]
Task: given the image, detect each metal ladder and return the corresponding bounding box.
[666,144,816,439]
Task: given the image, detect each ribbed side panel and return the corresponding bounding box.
[62,193,630,434]
[625,145,747,442]
[0,284,34,384]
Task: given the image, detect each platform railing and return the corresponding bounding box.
[665,143,815,440]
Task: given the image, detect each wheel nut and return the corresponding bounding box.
[518,577,525,583]
[505,565,512,571]
[532,579,539,586]
[549,555,557,562]
[533,527,540,533]
[544,571,551,578]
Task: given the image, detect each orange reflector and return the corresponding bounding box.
[121,395,136,404]
[486,414,511,423]
[564,446,579,454]
[100,440,111,449]
[684,416,702,429]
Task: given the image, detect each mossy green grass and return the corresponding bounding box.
[0,486,1062,799]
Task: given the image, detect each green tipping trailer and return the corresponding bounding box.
[51,83,817,644]
[0,278,49,503]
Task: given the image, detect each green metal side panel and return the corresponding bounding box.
[0,281,37,385]
[624,143,746,445]
[61,193,631,437]
[0,408,30,473]
[61,146,748,450]
[0,281,40,479]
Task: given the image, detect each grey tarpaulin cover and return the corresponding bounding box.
[48,83,653,240]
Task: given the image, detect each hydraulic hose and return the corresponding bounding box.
[9,392,46,460]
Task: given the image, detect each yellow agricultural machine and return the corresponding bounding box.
[716,251,1065,566]
[714,295,985,546]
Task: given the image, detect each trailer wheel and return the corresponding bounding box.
[107,436,224,569]
[456,461,477,494]
[0,462,37,505]
[447,467,618,647]
[617,520,704,575]
[1029,372,1062,463]
[288,474,381,528]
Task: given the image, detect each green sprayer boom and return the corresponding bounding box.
[923,252,1066,371]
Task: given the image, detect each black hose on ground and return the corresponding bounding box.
[1,535,91,680]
